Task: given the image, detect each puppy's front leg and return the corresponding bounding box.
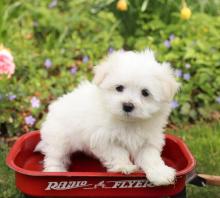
[96,145,138,174]
[43,146,71,172]
[135,145,176,186]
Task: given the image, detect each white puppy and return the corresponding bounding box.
[35,49,179,186]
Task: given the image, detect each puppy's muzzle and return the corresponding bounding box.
[122,102,135,113]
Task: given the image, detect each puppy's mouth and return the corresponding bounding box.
[114,112,146,122]
[109,108,152,122]
[124,109,156,121]
[124,112,132,118]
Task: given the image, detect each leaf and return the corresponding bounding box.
[141,0,149,12]
[180,103,191,115]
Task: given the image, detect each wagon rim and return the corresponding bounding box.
[6,131,196,177]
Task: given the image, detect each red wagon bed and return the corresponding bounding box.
[6,131,196,198]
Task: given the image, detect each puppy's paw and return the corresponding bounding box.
[44,166,67,172]
[147,166,176,186]
[108,164,138,174]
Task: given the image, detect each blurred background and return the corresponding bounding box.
[0,0,220,197]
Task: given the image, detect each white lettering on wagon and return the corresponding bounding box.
[109,180,154,188]
[45,179,154,191]
[45,181,90,190]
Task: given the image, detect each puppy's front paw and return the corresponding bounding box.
[147,166,176,186]
[44,166,67,172]
[108,164,138,174]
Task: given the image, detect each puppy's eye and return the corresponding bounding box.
[115,85,124,92]
[142,89,149,97]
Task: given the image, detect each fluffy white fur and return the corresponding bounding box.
[35,49,180,186]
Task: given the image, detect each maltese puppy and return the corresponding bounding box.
[35,49,179,186]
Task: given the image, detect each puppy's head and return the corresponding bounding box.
[93,49,180,121]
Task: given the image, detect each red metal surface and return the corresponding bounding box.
[6,131,196,197]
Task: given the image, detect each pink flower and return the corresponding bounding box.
[0,46,15,77]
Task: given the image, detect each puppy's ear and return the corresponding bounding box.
[93,63,108,85]
[143,48,156,61]
[156,63,180,102]
[93,51,120,85]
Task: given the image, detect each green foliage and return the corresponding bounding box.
[0,0,220,135]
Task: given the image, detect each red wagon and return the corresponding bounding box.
[6,131,196,198]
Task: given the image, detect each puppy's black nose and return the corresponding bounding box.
[123,102,134,113]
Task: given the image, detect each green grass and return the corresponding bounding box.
[0,144,23,198]
[170,122,220,197]
[0,122,220,197]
